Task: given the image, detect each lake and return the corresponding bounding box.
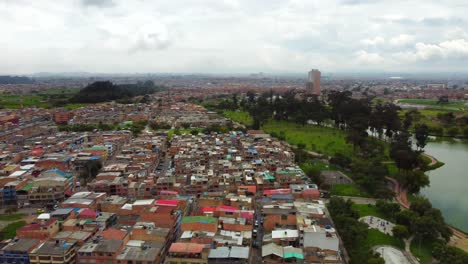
[422,139,468,233]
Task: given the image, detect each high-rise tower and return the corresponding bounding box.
[306,69,321,95]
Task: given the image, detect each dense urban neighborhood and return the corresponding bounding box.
[0,73,467,264]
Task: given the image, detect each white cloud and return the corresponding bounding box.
[361,36,385,46]
[389,34,414,46]
[355,50,384,64]
[413,39,468,60]
[0,0,467,73]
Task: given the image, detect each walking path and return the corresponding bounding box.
[374,245,416,264]
[360,216,394,235]
[422,153,438,166]
[385,176,410,209]
[386,175,468,253]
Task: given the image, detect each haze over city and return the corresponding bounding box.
[1,0,468,74]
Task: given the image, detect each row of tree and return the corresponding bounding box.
[70,80,165,104]
[213,90,431,196]
[328,197,385,264]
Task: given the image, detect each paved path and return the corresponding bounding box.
[386,176,468,254]
[336,196,378,205]
[360,216,394,235]
[386,176,410,209]
[374,246,416,264]
[422,153,438,166]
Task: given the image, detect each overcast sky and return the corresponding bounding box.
[1,0,468,74]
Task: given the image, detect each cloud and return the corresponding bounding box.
[1,0,468,73]
[81,0,115,8]
[395,39,468,61]
[389,34,414,46]
[130,23,172,52]
[340,0,382,5]
[361,37,385,46]
[355,50,384,64]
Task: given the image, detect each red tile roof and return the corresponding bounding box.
[169,243,206,253]
[100,228,127,240]
[155,200,179,207]
[264,188,291,195]
[78,209,97,219]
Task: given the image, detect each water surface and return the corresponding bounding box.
[422,139,468,232]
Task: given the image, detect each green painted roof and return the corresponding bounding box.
[262,172,275,180]
[182,216,218,224]
[21,182,33,192]
[284,253,304,259]
[277,171,298,175]
[85,146,107,151]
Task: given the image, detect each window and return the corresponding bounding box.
[281,215,287,220]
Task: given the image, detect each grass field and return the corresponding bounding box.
[300,159,338,171]
[398,99,466,112]
[331,184,370,197]
[37,88,80,95]
[0,94,50,108]
[0,213,26,221]
[223,110,253,126]
[0,221,26,240]
[364,229,404,249]
[352,204,386,219]
[263,120,354,157]
[410,238,434,264]
[0,88,81,109]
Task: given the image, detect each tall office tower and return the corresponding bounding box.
[306,69,321,95]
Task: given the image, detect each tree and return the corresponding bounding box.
[376,200,401,220]
[437,95,449,104]
[447,127,459,137]
[80,160,102,184]
[395,210,418,231]
[393,225,410,240]
[414,124,429,151]
[401,170,429,194]
[410,197,432,216]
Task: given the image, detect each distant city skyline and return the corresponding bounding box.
[1,0,468,74]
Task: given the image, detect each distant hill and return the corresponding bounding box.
[0,75,34,84]
[69,80,165,103]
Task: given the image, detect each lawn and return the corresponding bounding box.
[410,238,434,264]
[352,204,386,219]
[167,128,203,138]
[262,120,354,157]
[0,221,26,240]
[331,184,370,197]
[364,229,404,249]
[37,87,79,95]
[63,103,87,110]
[300,159,338,172]
[223,110,253,126]
[398,99,466,112]
[0,94,50,108]
[0,213,26,221]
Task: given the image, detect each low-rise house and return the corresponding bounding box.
[17,219,59,240]
[29,240,78,264]
[0,238,41,264]
[77,239,124,264]
[116,240,165,264]
[165,242,210,264]
[207,246,249,264]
